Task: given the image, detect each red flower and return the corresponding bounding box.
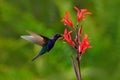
[74,6,92,22]
[62,11,73,27]
[79,34,92,54]
[63,28,74,46]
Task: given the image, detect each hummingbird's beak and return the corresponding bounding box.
[58,34,63,40]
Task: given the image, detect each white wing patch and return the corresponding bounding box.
[21,30,49,46]
[21,36,35,42]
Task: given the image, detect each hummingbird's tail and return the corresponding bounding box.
[32,50,45,61]
[32,54,40,61]
[32,53,42,61]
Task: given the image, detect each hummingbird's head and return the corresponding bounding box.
[54,34,62,38]
[53,34,62,40]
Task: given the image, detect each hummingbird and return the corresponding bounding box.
[21,30,62,61]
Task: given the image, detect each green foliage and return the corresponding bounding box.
[0,0,120,80]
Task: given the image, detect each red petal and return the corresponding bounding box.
[62,11,73,27]
[74,6,92,22]
[63,29,74,46]
[79,34,92,54]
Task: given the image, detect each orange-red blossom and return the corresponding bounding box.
[79,34,92,54]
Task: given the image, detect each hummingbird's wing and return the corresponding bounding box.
[21,30,49,46]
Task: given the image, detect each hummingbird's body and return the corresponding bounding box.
[21,30,61,61]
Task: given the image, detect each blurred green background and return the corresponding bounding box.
[0,0,120,80]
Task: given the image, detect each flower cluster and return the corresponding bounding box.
[61,6,92,80]
[62,6,92,55]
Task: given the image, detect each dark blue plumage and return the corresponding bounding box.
[21,30,61,61]
[31,34,61,61]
